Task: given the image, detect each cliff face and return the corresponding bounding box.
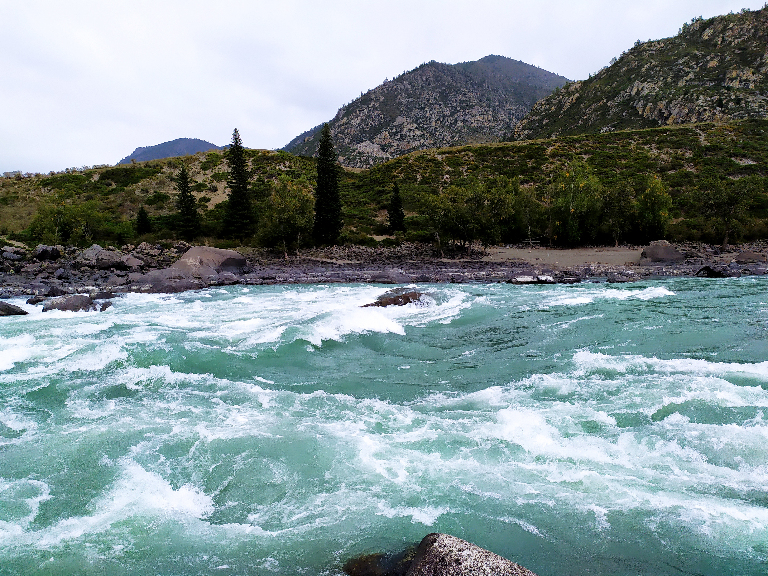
[284,55,568,168]
[514,7,768,140]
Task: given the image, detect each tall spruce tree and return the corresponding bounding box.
[222,128,254,239]
[174,163,200,241]
[313,124,342,245]
[388,182,405,232]
[135,206,152,236]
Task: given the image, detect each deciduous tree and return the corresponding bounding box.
[259,176,314,258]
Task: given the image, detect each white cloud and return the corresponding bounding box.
[1,0,765,173]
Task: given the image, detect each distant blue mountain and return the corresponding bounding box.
[118,138,221,164]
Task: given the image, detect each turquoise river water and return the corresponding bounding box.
[0,279,767,575]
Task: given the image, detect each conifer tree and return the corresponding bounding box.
[222,128,254,239]
[135,205,152,236]
[388,182,405,232]
[174,163,200,241]
[313,124,342,245]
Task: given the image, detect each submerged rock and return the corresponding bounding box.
[363,290,423,307]
[696,265,728,278]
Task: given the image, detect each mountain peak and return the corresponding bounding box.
[118,138,221,165]
[283,55,568,168]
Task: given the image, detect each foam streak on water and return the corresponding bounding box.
[0,279,766,575]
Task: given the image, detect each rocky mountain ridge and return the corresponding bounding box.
[514,7,768,140]
[284,55,568,168]
[118,138,221,165]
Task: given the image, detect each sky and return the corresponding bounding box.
[1,0,766,174]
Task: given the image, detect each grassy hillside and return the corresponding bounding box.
[2,119,767,249]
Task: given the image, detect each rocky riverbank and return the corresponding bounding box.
[1,240,767,306]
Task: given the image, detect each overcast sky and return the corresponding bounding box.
[2,0,765,173]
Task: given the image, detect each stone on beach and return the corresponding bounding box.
[640,243,685,263]
[171,246,247,278]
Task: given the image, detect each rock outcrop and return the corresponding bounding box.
[515,7,768,140]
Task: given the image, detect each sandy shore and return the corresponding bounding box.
[483,246,643,267]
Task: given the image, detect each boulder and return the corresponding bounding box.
[96,249,127,270]
[696,265,728,278]
[363,290,423,307]
[77,244,128,270]
[33,244,61,261]
[343,534,538,576]
[171,246,246,278]
[406,534,537,576]
[735,251,767,264]
[640,244,684,263]
[0,302,29,316]
[2,248,25,261]
[121,254,144,269]
[42,294,98,312]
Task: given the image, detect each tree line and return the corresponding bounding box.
[137,126,343,254]
[22,126,768,251]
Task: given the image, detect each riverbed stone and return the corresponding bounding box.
[406,534,538,576]
[42,294,98,312]
[363,290,423,307]
[0,302,28,316]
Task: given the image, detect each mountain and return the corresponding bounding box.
[514,7,768,140]
[118,138,221,165]
[283,55,569,168]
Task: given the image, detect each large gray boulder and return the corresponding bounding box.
[76,244,128,270]
[33,244,61,261]
[406,534,538,576]
[0,302,29,316]
[640,243,684,263]
[42,294,97,312]
[735,250,767,264]
[343,534,538,576]
[171,246,246,279]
